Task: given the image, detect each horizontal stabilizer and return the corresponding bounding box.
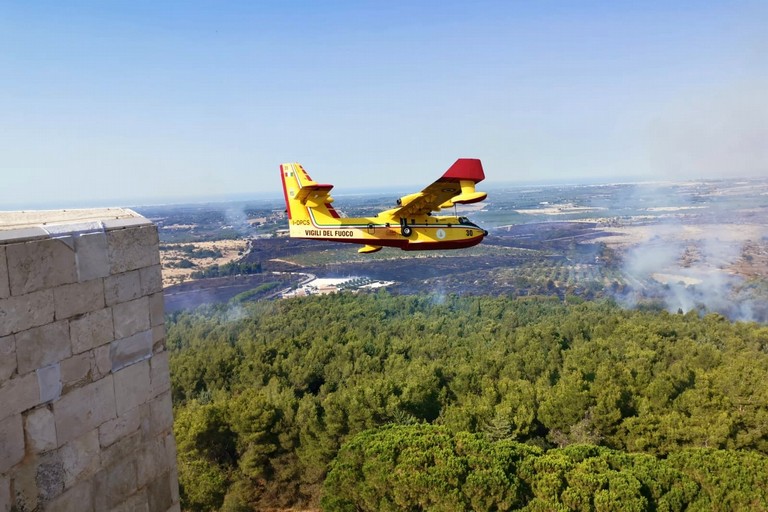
[295,183,334,207]
[295,182,333,199]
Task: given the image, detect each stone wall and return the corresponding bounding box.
[0,209,179,512]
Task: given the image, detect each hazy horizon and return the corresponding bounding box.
[2,1,767,208]
[5,172,766,212]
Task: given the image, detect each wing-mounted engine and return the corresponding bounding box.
[397,192,425,207]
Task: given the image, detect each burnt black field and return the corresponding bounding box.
[141,178,768,321]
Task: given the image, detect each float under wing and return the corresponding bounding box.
[383,158,487,219]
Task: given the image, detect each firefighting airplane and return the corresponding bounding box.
[280,158,488,253]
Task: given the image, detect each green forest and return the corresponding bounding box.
[168,292,768,511]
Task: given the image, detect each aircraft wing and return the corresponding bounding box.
[385,158,487,218]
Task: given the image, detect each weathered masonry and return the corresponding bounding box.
[0,209,179,512]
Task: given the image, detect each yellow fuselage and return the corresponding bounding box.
[281,162,487,252]
[288,212,486,251]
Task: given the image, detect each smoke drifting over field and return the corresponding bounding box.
[620,224,766,322]
[608,173,768,322]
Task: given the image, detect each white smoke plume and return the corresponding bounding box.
[619,223,765,322]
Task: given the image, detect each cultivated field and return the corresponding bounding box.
[159,239,248,286]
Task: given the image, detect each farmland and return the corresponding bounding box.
[136,177,768,321]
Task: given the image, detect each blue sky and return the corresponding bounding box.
[2,1,766,208]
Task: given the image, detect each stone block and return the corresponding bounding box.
[0,246,8,299]
[60,351,94,391]
[169,466,179,504]
[24,406,58,452]
[147,471,173,512]
[140,264,163,296]
[110,330,153,372]
[0,208,138,227]
[114,359,150,416]
[149,292,165,328]
[110,489,149,512]
[15,320,70,375]
[165,432,178,468]
[36,363,62,403]
[149,391,174,437]
[12,449,65,507]
[93,344,111,378]
[5,238,77,296]
[139,402,151,439]
[137,436,170,488]
[106,225,160,274]
[45,478,94,512]
[99,405,141,449]
[113,296,150,340]
[53,278,105,320]
[60,429,100,489]
[0,226,48,243]
[150,351,171,399]
[0,475,10,512]
[74,230,109,281]
[101,430,142,470]
[93,459,138,511]
[104,269,142,306]
[0,289,54,337]
[43,220,102,238]
[70,307,113,354]
[37,451,66,504]
[152,324,167,352]
[0,335,15,381]
[53,375,116,445]
[0,414,24,473]
[9,453,38,510]
[102,216,153,231]
[0,371,40,422]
